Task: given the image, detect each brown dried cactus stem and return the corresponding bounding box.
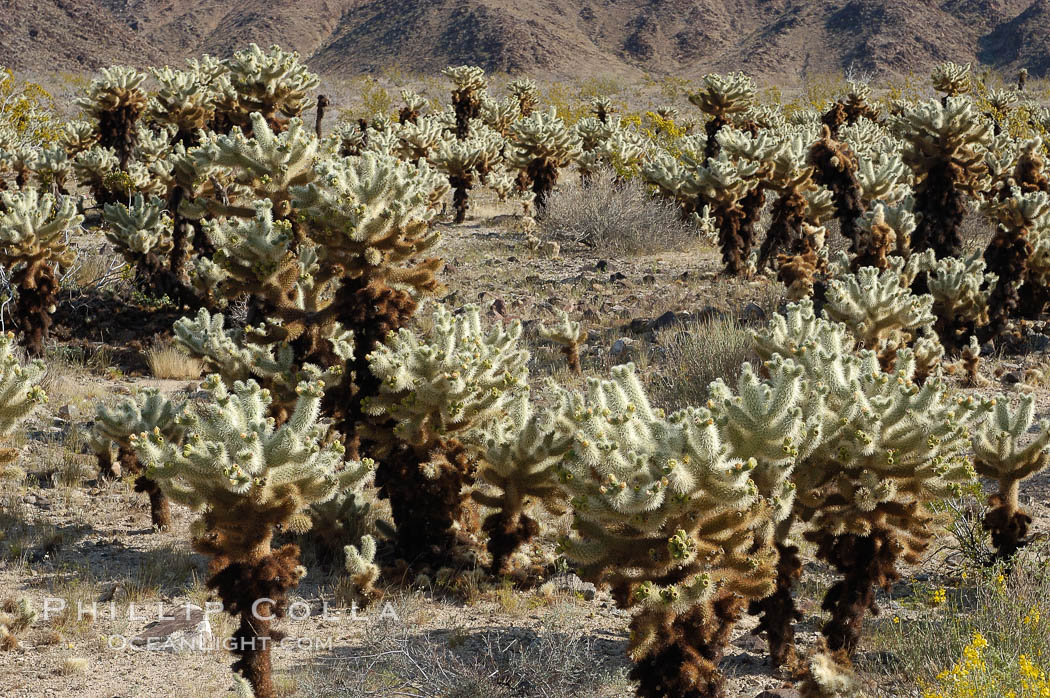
[981,225,1032,340]
[757,191,806,271]
[10,259,59,357]
[101,445,172,529]
[449,172,474,224]
[316,272,433,458]
[747,542,803,668]
[983,483,1033,562]
[629,592,746,698]
[528,159,560,211]
[194,508,305,698]
[807,527,902,657]
[481,490,540,576]
[314,95,329,139]
[704,116,728,162]
[373,438,477,563]
[808,129,864,249]
[98,101,145,169]
[451,88,481,140]
[714,186,764,276]
[912,161,969,259]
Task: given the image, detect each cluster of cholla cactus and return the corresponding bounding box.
[552,356,806,697]
[133,375,370,698]
[751,301,989,685]
[88,388,186,529]
[0,332,47,480]
[361,304,530,563]
[11,45,1050,698]
[0,189,82,355]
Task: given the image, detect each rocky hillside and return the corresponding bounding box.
[1,0,1046,81]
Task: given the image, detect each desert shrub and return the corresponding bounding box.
[540,167,698,254]
[869,543,1050,697]
[649,316,757,410]
[143,341,202,380]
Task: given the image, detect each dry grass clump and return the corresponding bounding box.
[540,167,699,254]
[292,614,629,697]
[649,317,757,410]
[866,540,1050,696]
[143,341,202,379]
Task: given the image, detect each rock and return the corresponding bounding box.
[650,311,680,332]
[1003,371,1023,385]
[611,338,634,360]
[642,274,656,284]
[740,302,767,324]
[131,604,212,653]
[547,573,596,601]
[609,272,627,282]
[595,260,609,272]
[1028,334,1050,352]
[58,404,80,421]
[755,689,801,698]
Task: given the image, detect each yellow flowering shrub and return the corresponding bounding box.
[0,66,59,148]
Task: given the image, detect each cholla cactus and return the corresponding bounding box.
[823,261,939,370]
[899,97,992,258]
[363,304,529,562]
[923,252,997,350]
[753,302,988,660]
[395,117,445,162]
[149,67,213,145]
[932,61,972,99]
[362,304,529,562]
[972,394,1050,560]
[689,151,762,275]
[688,72,756,160]
[554,360,805,696]
[222,44,320,131]
[856,151,911,206]
[26,146,74,193]
[537,310,588,374]
[981,187,1049,336]
[0,598,37,651]
[133,375,367,698]
[174,308,348,422]
[398,89,428,124]
[822,81,880,136]
[430,131,502,223]
[291,151,448,451]
[75,66,148,167]
[59,120,98,157]
[0,333,47,480]
[343,535,382,605]
[508,78,538,117]
[186,113,318,219]
[472,392,570,576]
[102,193,177,293]
[0,189,82,355]
[757,135,835,271]
[506,108,581,209]
[479,95,520,136]
[88,389,186,528]
[442,65,487,139]
[852,201,915,269]
[808,125,865,249]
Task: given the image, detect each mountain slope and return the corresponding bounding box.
[1,0,1047,81]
